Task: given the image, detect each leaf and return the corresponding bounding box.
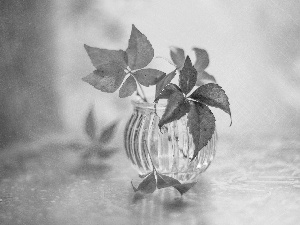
[82,63,126,93]
[84,44,127,69]
[131,181,138,192]
[133,172,156,194]
[187,102,215,160]
[195,71,216,86]
[119,75,137,98]
[133,69,165,87]
[193,48,209,71]
[173,182,197,195]
[99,121,118,144]
[170,46,185,69]
[154,83,181,103]
[156,173,181,189]
[85,107,96,140]
[139,172,151,178]
[179,56,197,95]
[158,91,190,129]
[189,83,231,123]
[155,70,177,99]
[126,24,154,70]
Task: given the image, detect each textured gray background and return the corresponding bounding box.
[0,0,299,224]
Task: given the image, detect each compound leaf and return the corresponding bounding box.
[139,172,152,179]
[133,69,165,87]
[195,71,216,86]
[131,181,138,192]
[189,83,231,124]
[154,83,181,103]
[179,56,197,95]
[158,91,190,129]
[170,46,185,69]
[84,44,127,69]
[173,182,197,195]
[132,172,156,194]
[82,63,126,93]
[188,102,215,160]
[126,25,154,70]
[156,173,181,189]
[119,75,137,98]
[193,48,209,71]
[155,70,177,99]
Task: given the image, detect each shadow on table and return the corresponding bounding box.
[0,141,119,183]
[129,177,213,225]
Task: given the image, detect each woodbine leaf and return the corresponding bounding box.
[188,102,215,160]
[154,83,181,103]
[158,91,190,129]
[195,71,217,86]
[84,44,127,69]
[173,182,197,195]
[155,70,176,99]
[134,172,156,194]
[133,69,165,87]
[99,121,118,144]
[139,172,151,178]
[179,56,197,95]
[189,83,231,123]
[85,106,96,140]
[156,173,181,189]
[82,63,126,93]
[170,46,185,69]
[131,181,138,192]
[119,75,137,98]
[126,24,154,70]
[192,48,209,71]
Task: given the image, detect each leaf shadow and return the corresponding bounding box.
[0,151,41,181]
[131,192,146,204]
[81,145,118,159]
[129,177,213,224]
[162,197,189,213]
[72,162,111,178]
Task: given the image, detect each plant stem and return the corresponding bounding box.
[125,69,148,102]
[155,56,177,68]
[134,74,148,102]
[187,97,205,105]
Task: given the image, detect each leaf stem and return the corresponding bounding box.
[187,97,205,105]
[136,81,148,103]
[155,56,177,68]
[126,69,148,102]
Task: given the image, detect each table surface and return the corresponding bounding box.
[0,128,299,225]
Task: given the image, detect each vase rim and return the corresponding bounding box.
[131,100,166,111]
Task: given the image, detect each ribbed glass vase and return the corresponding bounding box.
[124,100,217,183]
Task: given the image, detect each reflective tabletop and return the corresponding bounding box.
[0,128,299,225]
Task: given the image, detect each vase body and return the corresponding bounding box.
[124,101,217,183]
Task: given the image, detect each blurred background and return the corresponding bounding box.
[1,1,300,224]
[1,0,300,145]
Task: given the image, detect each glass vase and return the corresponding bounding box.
[124,100,217,183]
